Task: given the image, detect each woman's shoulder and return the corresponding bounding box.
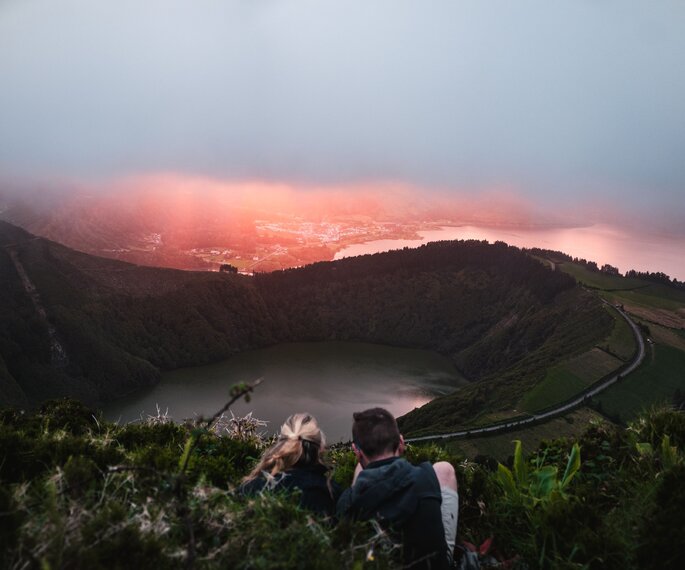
[285,464,335,487]
[286,465,340,515]
[238,471,285,495]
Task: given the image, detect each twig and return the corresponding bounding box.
[202,378,263,431]
[174,378,262,570]
[178,378,262,477]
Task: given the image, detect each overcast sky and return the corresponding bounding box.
[1,1,684,229]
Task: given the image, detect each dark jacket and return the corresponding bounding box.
[337,457,447,569]
[240,463,340,517]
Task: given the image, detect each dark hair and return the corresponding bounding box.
[352,407,401,459]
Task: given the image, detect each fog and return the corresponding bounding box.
[1,1,684,231]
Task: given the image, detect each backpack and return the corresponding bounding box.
[453,543,482,569]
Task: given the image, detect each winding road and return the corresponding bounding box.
[405,304,645,443]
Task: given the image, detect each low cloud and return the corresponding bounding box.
[0,1,683,234]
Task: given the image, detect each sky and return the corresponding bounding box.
[1,0,684,233]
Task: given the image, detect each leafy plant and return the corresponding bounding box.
[493,440,583,568]
[496,440,581,505]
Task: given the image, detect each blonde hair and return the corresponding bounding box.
[244,413,327,482]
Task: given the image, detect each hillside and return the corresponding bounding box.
[0,221,612,430]
[1,399,683,569]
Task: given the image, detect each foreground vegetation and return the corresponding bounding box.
[1,398,684,569]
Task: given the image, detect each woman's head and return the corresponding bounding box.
[245,413,326,481]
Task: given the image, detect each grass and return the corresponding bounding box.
[3,399,685,569]
[601,304,637,360]
[470,410,527,427]
[591,343,685,422]
[558,263,645,290]
[558,261,685,309]
[600,288,685,312]
[642,320,685,352]
[519,348,623,412]
[443,407,604,461]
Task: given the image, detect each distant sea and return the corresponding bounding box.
[335,224,685,282]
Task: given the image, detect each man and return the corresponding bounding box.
[337,408,458,569]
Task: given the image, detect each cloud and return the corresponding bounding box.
[0,1,684,229]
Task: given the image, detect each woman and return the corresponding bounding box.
[239,413,340,517]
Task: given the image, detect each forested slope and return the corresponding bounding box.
[0,221,612,429]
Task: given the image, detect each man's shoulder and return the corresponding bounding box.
[336,458,441,522]
[412,461,442,497]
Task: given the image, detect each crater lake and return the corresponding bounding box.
[103,341,467,441]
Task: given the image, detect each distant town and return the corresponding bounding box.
[183,218,429,273]
[87,216,436,272]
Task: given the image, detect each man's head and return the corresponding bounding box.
[352,407,404,463]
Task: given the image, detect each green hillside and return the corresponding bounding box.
[591,344,685,422]
[557,259,685,411]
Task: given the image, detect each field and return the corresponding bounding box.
[558,262,645,290]
[469,410,526,427]
[524,257,685,427]
[516,302,634,414]
[559,262,685,310]
[519,348,623,412]
[443,407,605,461]
[601,288,685,312]
[600,304,638,359]
[640,320,685,351]
[591,343,685,422]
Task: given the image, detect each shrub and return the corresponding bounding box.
[116,422,188,450]
[3,400,685,569]
[189,435,262,487]
[63,455,102,498]
[0,484,24,568]
[635,462,685,569]
[39,398,99,435]
[222,493,396,569]
[628,406,685,448]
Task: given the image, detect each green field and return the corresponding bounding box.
[469,410,527,427]
[591,343,685,422]
[600,304,637,360]
[519,348,623,412]
[558,262,685,310]
[601,288,685,311]
[444,407,605,461]
[558,262,645,290]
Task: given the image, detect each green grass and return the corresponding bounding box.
[600,304,637,361]
[592,343,685,422]
[601,288,685,311]
[520,348,623,412]
[558,262,685,310]
[470,410,527,427]
[558,262,645,290]
[444,408,604,461]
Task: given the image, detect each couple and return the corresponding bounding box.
[241,408,459,569]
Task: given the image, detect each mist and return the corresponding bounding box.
[1,1,684,232]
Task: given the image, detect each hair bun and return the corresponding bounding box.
[279,434,301,441]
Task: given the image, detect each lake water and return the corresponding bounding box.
[335,224,685,282]
[103,342,467,442]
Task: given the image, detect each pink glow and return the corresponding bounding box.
[4,172,682,279]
